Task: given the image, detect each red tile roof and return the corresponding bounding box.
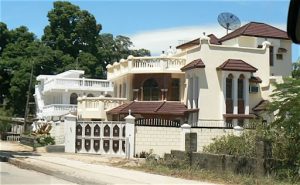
[107,101,190,116]
[207,34,221,45]
[219,22,290,42]
[217,59,258,72]
[252,100,269,111]
[176,34,221,49]
[181,59,205,71]
[249,76,262,83]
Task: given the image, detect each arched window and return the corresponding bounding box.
[226,74,233,114]
[226,74,233,99]
[143,78,159,101]
[238,74,244,100]
[87,93,94,97]
[70,93,78,104]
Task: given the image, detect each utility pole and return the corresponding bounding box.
[24,62,34,133]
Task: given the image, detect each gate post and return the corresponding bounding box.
[64,114,77,153]
[181,123,191,151]
[125,112,135,159]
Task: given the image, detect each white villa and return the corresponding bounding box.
[79,22,291,126]
[35,22,292,155]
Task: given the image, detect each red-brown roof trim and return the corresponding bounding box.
[181,59,205,72]
[107,101,190,116]
[252,100,269,112]
[249,76,262,83]
[176,34,221,49]
[217,59,257,72]
[219,22,290,42]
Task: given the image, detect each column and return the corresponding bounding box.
[64,114,77,153]
[222,73,227,114]
[244,78,250,115]
[125,113,135,159]
[193,76,197,109]
[233,77,238,114]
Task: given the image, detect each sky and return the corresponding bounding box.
[1,0,299,61]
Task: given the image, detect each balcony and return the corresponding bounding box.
[43,78,113,93]
[42,104,77,117]
[77,97,128,120]
[107,56,186,80]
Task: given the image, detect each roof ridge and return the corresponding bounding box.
[155,101,166,112]
[120,101,135,112]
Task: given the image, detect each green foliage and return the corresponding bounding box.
[292,59,300,79]
[36,135,55,146]
[0,1,150,116]
[203,131,257,158]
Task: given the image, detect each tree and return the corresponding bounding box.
[42,1,101,58]
[268,78,300,176]
[292,58,300,78]
[0,22,10,55]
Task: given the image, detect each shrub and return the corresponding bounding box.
[203,131,257,158]
[36,135,55,146]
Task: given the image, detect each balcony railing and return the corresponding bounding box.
[77,97,128,120]
[107,57,186,80]
[42,104,77,117]
[43,78,113,93]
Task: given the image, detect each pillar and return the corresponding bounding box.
[233,77,238,114]
[181,123,191,151]
[64,114,77,153]
[125,112,135,158]
[244,78,250,114]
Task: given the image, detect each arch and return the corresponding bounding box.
[143,78,159,101]
[87,93,94,97]
[85,124,91,136]
[113,125,120,137]
[94,124,100,137]
[76,124,82,136]
[104,125,110,137]
[226,74,233,99]
[226,74,233,114]
[70,93,78,105]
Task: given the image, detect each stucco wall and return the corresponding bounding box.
[135,126,181,156]
[185,39,270,121]
[191,128,234,152]
[49,121,65,145]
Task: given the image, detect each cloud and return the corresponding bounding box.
[129,23,286,56]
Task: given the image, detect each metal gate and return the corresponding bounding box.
[75,121,126,155]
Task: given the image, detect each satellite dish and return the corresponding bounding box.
[218,12,241,34]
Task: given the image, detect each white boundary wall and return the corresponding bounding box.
[135,126,181,157]
[191,128,234,152]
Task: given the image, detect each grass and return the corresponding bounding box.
[123,160,299,185]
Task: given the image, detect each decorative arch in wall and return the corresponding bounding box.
[70,93,78,105]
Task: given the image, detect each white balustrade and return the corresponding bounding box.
[43,104,77,117]
[107,57,186,80]
[77,97,128,120]
[43,78,113,92]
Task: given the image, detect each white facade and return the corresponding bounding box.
[35,70,113,121]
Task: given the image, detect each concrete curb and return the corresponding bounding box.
[7,157,105,185]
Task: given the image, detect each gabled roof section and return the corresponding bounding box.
[219,22,290,42]
[252,100,269,112]
[176,34,221,49]
[181,59,205,72]
[249,76,262,83]
[217,59,257,72]
[107,101,189,116]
